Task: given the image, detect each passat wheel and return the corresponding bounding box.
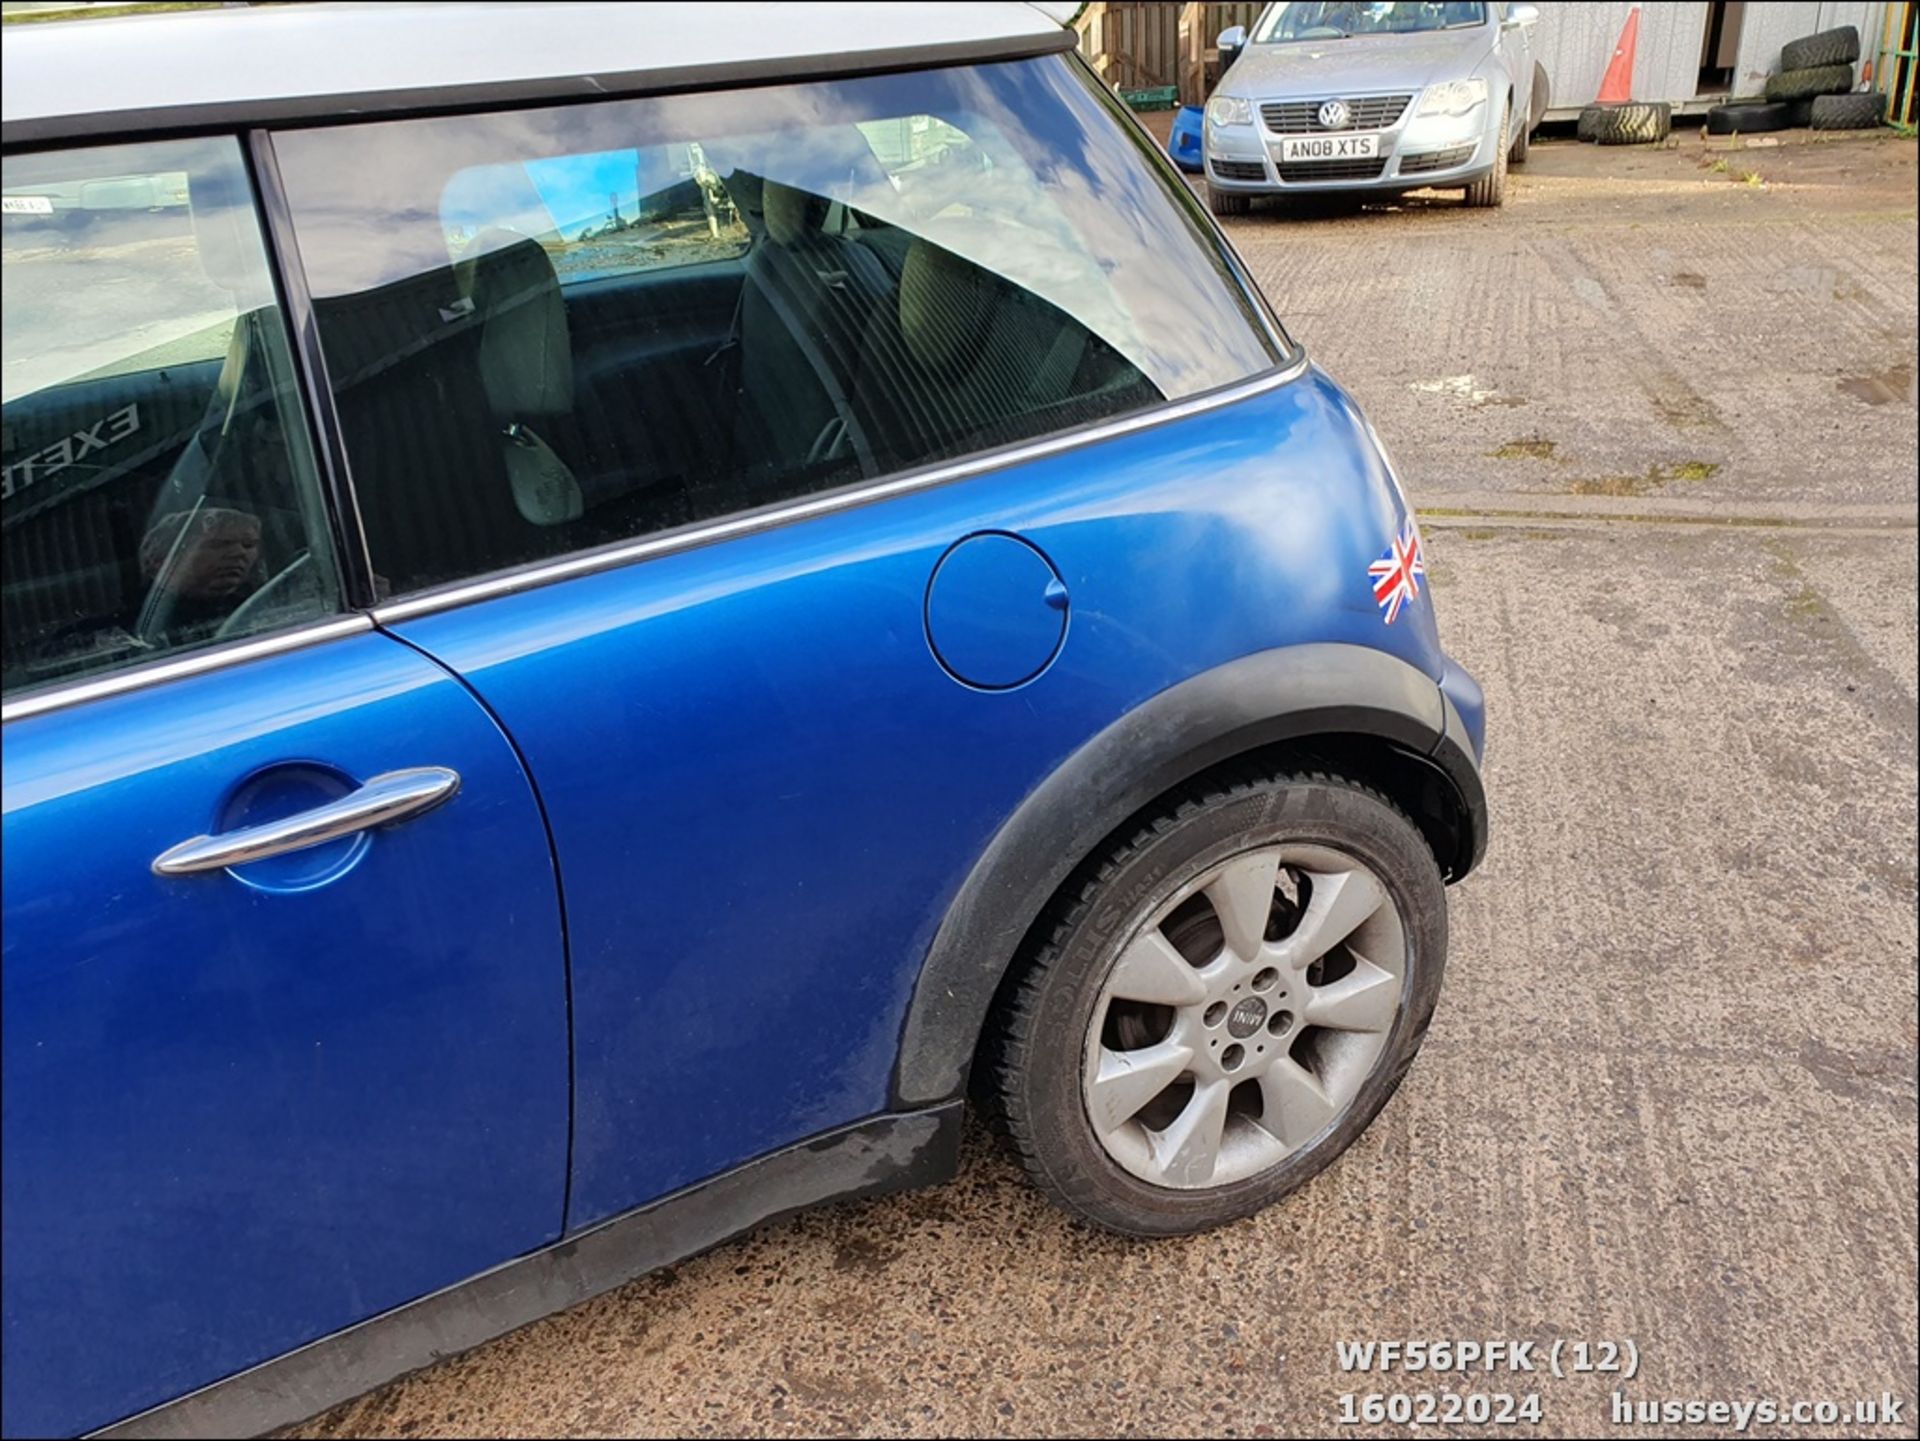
[1465,103,1512,206]
[979,770,1447,1236]
[1207,183,1252,217]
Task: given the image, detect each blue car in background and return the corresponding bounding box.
[1169,103,1207,172]
[1,3,1486,1436]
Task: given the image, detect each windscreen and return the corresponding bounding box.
[1255,2,1488,42]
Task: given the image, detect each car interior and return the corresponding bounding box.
[313,133,1161,596]
[1,166,330,691]
[2,116,1163,683]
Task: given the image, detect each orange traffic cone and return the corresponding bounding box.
[1595,6,1642,104]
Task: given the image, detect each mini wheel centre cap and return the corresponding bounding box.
[1226,997,1268,1039]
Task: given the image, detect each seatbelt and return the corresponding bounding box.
[705,276,748,373]
[739,254,877,478]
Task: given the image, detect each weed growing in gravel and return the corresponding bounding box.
[1667,460,1720,481]
[1566,460,1721,496]
[1488,438,1559,460]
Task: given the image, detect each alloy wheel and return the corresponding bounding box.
[1080,843,1408,1190]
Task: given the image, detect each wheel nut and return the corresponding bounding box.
[1204,1002,1228,1027]
[1252,967,1278,991]
[1221,1043,1245,1071]
[1267,1009,1294,1036]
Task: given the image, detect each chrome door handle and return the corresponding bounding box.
[152,766,461,877]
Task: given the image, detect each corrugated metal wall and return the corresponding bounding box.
[1733,0,1890,89]
[1531,2,1708,112]
[1532,1,1891,113]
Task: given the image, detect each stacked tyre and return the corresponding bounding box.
[1809,92,1884,130]
[1765,61,1856,102]
[1780,24,1862,72]
[1704,26,1881,134]
[1761,25,1869,114]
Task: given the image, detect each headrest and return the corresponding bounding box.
[899,240,990,379]
[456,228,572,418]
[762,181,828,247]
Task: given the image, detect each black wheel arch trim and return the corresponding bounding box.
[891,642,1487,1108]
[1434,688,1488,874]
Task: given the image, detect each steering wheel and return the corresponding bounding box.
[215,549,312,642]
[1299,26,1348,38]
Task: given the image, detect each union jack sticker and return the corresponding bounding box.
[1367,519,1426,625]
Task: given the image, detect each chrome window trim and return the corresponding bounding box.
[2,353,1310,725]
[0,616,375,725]
[371,354,1312,626]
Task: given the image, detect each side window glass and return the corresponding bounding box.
[275,56,1279,599]
[857,114,978,176]
[442,144,749,283]
[2,137,340,699]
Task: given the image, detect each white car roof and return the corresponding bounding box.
[3,1,1074,145]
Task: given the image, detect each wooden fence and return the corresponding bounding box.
[1075,2,1267,105]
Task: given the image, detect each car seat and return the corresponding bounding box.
[724,173,893,482]
[455,228,585,527]
[850,237,1104,470]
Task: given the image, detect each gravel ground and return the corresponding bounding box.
[292,130,1918,1440]
[1226,128,1918,515]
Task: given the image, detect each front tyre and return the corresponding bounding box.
[1465,103,1512,206]
[1206,182,1252,217]
[979,770,1448,1237]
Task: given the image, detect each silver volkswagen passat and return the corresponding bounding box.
[1204,1,1542,212]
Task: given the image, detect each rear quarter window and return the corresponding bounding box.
[441,142,750,284]
[274,53,1285,599]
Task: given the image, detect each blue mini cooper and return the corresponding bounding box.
[0,3,1486,1435]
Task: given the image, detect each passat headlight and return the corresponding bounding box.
[1208,95,1254,127]
[1417,78,1488,117]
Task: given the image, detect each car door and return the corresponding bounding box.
[0,137,569,1440]
[271,57,1284,1232]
